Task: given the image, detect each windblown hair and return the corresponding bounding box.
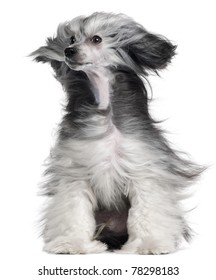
[31,12,203,254]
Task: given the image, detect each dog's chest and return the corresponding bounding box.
[64,123,130,206]
[58,114,156,208]
[89,127,133,207]
[84,126,125,182]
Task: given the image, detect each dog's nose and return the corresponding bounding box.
[64,47,77,58]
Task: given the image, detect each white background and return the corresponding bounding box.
[1,0,216,279]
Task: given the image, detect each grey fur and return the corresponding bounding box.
[31,12,203,254]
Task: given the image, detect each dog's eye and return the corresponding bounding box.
[70,36,76,44]
[91,35,102,44]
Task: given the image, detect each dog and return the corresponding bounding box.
[31,12,202,254]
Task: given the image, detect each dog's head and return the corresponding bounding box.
[31,12,176,75]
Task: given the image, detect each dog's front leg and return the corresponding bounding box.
[120,180,182,254]
[43,181,107,254]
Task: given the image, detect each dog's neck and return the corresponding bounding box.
[84,68,111,109]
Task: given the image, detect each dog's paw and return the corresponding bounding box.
[118,237,176,255]
[44,238,107,254]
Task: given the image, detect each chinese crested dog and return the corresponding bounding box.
[31,12,202,254]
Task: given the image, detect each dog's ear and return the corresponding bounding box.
[30,37,65,70]
[127,31,176,73]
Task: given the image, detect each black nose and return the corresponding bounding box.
[64,47,77,58]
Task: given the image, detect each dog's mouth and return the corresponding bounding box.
[65,58,93,69]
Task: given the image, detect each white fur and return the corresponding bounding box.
[32,12,199,254]
[43,115,184,254]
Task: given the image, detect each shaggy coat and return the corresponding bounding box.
[31,12,202,254]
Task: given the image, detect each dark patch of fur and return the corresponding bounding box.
[97,230,128,250]
[125,33,177,74]
[95,206,129,250]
